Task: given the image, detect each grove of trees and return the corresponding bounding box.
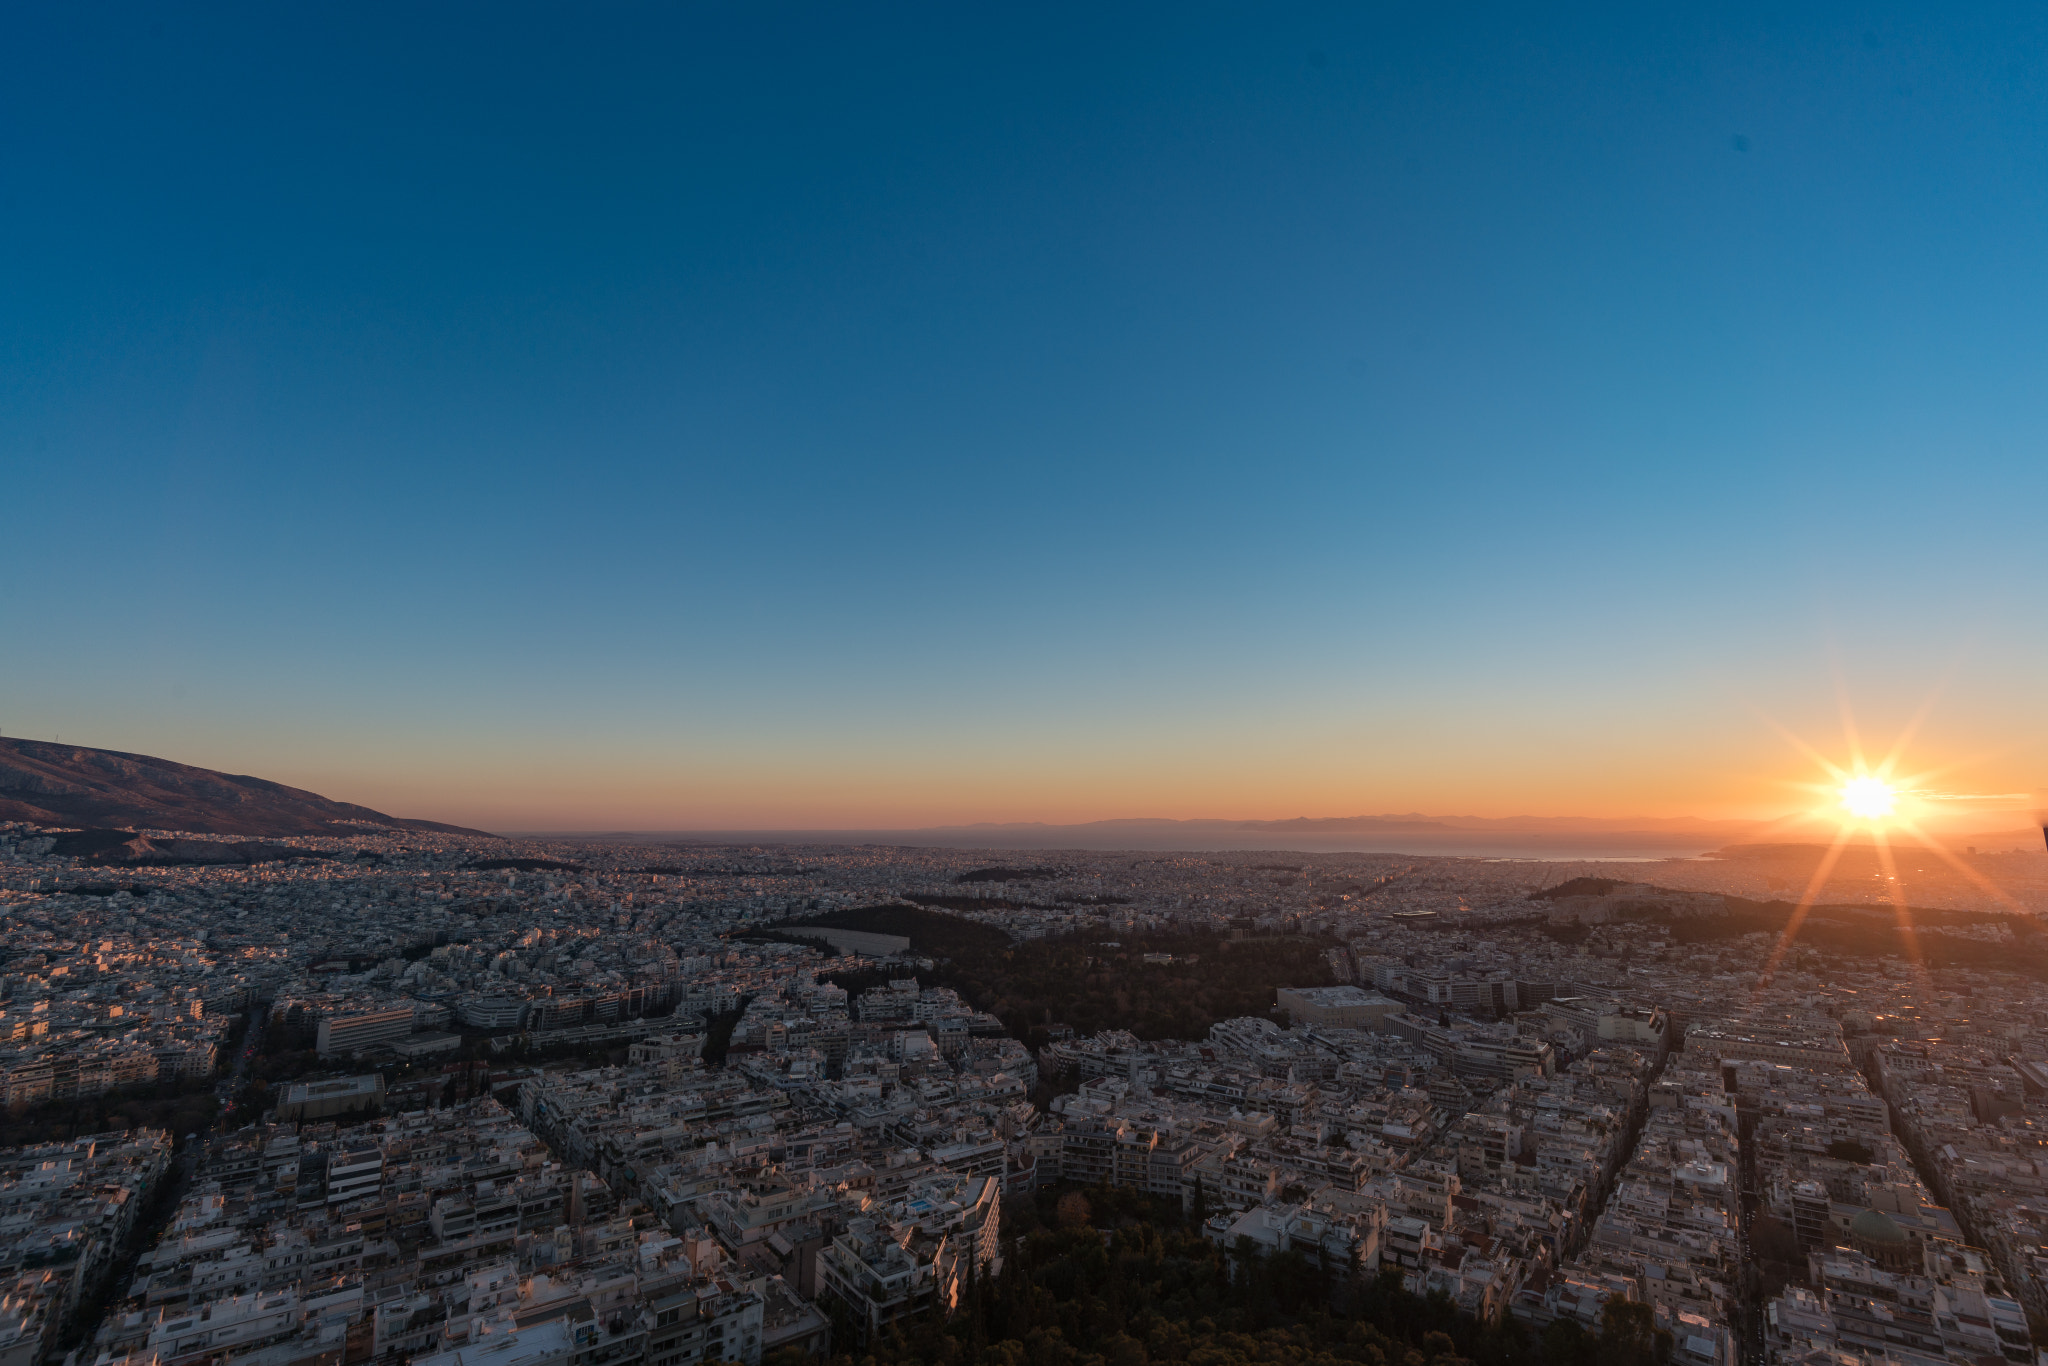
[795,1182,1673,1366]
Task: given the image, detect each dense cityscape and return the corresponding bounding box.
[2,820,2046,1366]
[12,5,2048,1366]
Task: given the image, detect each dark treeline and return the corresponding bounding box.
[794,907,1335,1046]
[899,894,1136,914]
[801,1183,1670,1366]
[907,894,1056,914]
[700,997,755,1067]
[1527,878,1624,901]
[932,930,1334,1045]
[771,906,1016,959]
[1524,878,2046,976]
[1670,897,2048,974]
[0,1011,250,1147]
[0,1077,218,1149]
[462,857,584,871]
[956,867,1059,883]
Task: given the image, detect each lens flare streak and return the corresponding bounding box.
[1751,689,2031,1007]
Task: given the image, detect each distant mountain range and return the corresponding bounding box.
[907,814,1769,855]
[13,736,2023,861]
[552,813,1774,858]
[0,738,493,839]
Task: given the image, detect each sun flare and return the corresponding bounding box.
[1748,690,2032,995]
[1840,775,1897,822]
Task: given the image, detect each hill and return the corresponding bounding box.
[0,738,494,839]
[1528,876,2048,974]
[608,812,1761,856]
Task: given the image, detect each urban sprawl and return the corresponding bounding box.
[3,822,2047,1366]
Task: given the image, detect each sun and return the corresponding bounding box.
[1839,775,1897,822]
[1745,690,2032,993]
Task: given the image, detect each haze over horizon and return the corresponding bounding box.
[3,733,2037,855]
[5,4,2047,832]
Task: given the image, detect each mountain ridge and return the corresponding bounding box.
[0,738,495,839]
[528,816,1768,856]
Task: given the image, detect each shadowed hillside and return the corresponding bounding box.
[0,738,494,839]
[1532,874,2048,975]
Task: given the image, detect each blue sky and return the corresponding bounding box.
[4,4,2046,829]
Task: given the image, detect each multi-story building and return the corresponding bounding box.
[816,1173,999,1343]
[315,1006,416,1058]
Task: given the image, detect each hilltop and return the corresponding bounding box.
[0,737,495,839]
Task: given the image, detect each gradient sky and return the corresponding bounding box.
[4,4,2047,831]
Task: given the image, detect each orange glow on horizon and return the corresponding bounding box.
[105,682,2043,834]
